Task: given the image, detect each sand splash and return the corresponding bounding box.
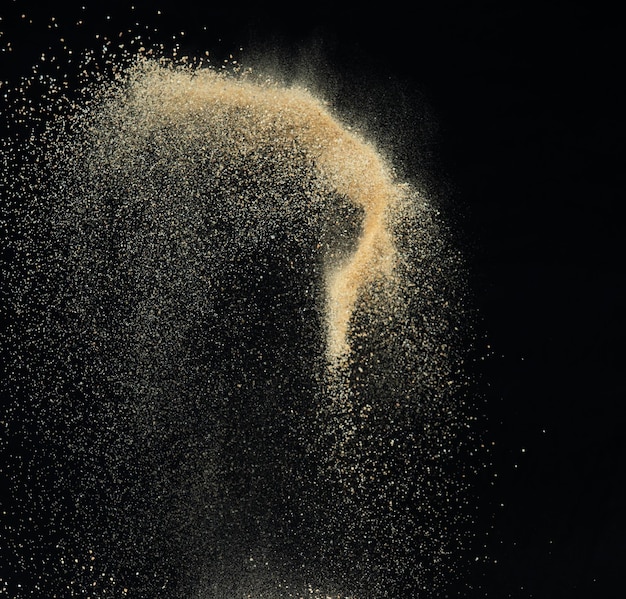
[1,54,474,599]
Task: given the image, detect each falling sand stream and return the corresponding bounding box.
[1,56,477,598]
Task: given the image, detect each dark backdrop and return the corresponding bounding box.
[2,2,623,597]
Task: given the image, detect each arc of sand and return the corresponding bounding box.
[127,63,399,365]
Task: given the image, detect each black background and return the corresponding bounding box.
[2,1,624,597]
